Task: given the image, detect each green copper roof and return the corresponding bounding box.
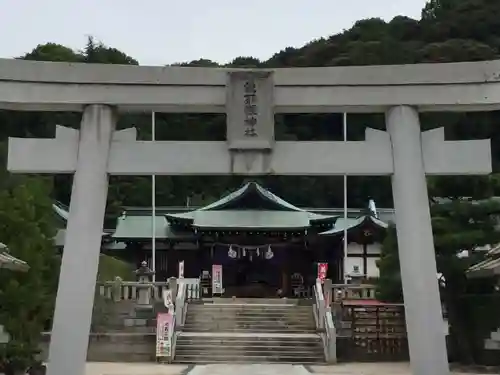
[198,182,302,211]
[52,202,110,245]
[189,210,311,230]
[112,215,190,240]
[319,215,388,236]
[467,245,500,278]
[165,182,336,230]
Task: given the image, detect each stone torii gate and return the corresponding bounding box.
[3,58,497,375]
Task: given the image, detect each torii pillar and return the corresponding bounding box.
[387,106,449,375]
[49,105,116,375]
[7,73,492,375]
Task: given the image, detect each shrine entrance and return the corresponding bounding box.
[228,256,277,298]
[216,241,284,298]
[6,59,495,375]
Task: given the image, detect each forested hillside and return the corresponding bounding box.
[2,0,500,214]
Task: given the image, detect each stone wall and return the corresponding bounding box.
[39,332,156,362]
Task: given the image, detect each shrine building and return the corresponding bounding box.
[105,182,390,297]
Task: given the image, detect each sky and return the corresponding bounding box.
[0,0,426,66]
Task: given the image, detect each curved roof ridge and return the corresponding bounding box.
[198,182,252,211]
[0,243,29,271]
[53,201,69,221]
[254,183,304,212]
[319,214,388,236]
[196,181,305,212]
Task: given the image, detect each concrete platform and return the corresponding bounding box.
[82,362,492,375]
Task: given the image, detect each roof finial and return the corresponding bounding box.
[368,199,378,218]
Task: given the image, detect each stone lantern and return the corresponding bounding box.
[134,261,155,308]
[346,265,365,285]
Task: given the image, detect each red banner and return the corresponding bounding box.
[156,312,173,358]
[317,263,328,284]
[212,264,223,295]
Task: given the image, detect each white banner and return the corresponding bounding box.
[163,289,173,312]
[178,260,184,278]
[212,264,223,295]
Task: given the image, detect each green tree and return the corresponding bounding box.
[3,0,500,212]
[83,36,138,65]
[374,224,403,302]
[376,199,500,363]
[0,178,59,373]
[21,43,81,62]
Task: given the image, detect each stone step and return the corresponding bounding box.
[177,302,321,364]
[188,307,313,311]
[187,311,313,317]
[187,321,314,326]
[184,320,316,329]
[188,305,311,311]
[173,353,324,364]
[188,300,307,309]
[184,322,314,328]
[175,349,324,357]
[191,301,308,305]
[177,335,321,342]
[187,312,313,318]
[186,316,312,321]
[176,342,322,349]
[187,313,312,318]
[175,348,323,356]
[185,317,313,323]
[186,317,313,323]
[184,319,313,325]
[182,328,316,334]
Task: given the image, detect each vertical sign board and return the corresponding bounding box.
[212,264,223,295]
[156,312,173,358]
[226,71,275,150]
[318,263,328,284]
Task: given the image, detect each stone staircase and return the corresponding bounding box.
[174,299,325,364]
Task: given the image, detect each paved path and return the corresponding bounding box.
[84,362,492,375]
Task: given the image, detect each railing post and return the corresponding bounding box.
[316,279,325,329]
[111,277,123,302]
[325,307,337,364]
[324,279,332,307]
[168,277,178,300]
[175,282,185,329]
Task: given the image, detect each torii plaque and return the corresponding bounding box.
[7,71,492,375]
